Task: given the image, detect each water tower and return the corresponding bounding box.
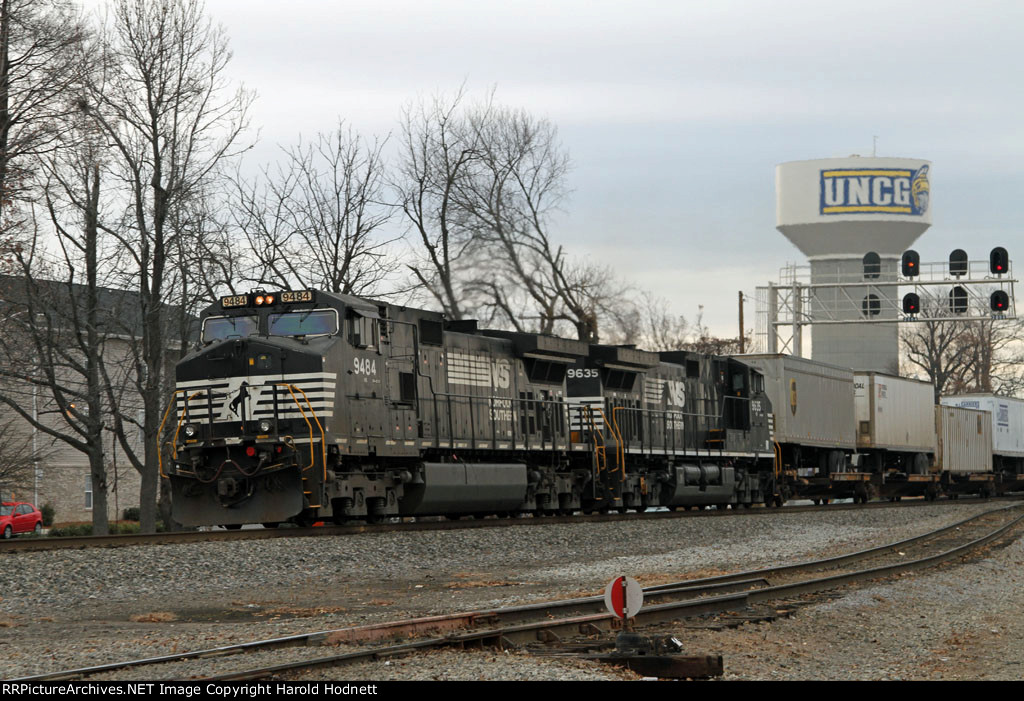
[776,157,932,373]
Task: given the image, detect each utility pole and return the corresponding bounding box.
[738,291,745,353]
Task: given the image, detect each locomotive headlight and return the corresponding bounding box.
[183,424,197,437]
[258,419,272,433]
[254,295,265,306]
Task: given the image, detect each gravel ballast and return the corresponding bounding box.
[0,501,1019,680]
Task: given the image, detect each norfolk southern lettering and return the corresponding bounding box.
[819,166,929,216]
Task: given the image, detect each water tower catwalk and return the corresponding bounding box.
[776,157,932,373]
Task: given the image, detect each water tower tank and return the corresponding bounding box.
[776,157,932,373]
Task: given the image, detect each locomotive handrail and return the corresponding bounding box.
[158,382,327,485]
[158,388,193,479]
[272,382,327,485]
[429,391,571,451]
[581,405,605,472]
[609,405,723,457]
[609,406,628,475]
[173,390,211,458]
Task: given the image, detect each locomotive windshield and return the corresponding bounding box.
[268,309,338,337]
[202,315,258,343]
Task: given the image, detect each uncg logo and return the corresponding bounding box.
[820,166,929,216]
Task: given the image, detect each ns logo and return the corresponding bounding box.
[665,380,686,408]
[490,359,511,390]
[820,165,929,216]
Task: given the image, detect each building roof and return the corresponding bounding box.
[0,274,199,341]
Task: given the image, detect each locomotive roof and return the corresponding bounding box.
[477,329,589,360]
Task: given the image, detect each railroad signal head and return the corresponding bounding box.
[902,250,920,277]
[991,290,1009,312]
[949,286,968,314]
[990,247,1008,275]
[949,249,968,277]
[902,292,920,315]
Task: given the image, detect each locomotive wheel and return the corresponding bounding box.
[223,524,242,530]
[261,522,280,529]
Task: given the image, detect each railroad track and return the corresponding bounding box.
[3,495,1020,553]
[16,503,1024,682]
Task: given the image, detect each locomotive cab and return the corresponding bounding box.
[167,290,347,527]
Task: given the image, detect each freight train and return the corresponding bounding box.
[162,289,1023,528]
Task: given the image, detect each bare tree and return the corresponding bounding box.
[955,311,1024,396]
[451,100,640,342]
[395,88,484,319]
[682,306,749,355]
[901,301,973,402]
[0,0,87,216]
[80,0,252,532]
[0,261,114,532]
[0,96,125,534]
[0,415,53,499]
[607,292,689,350]
[230,123,398,297]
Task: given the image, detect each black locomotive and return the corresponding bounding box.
[164,289,779,527]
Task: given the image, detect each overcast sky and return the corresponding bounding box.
[188,0,1023,336]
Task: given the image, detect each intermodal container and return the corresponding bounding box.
[934,405,993,474]
[941,394,1024,458]
[733,354,855,449]
[854,372,936,453]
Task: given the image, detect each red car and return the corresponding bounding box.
[1,502,42,538]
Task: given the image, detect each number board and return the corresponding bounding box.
[281,290,314,304]
[221,294,249,309]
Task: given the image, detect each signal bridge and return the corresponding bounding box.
[754,249,1016,356]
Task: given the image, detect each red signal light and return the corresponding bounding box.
[245,446,256,457]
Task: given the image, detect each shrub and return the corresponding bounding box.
[47,521,164,536]
[47,524,93,537]
[40,503,55,527]
[122,506,140,522]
